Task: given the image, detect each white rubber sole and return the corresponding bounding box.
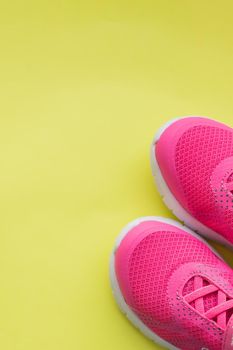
[150,117,233,249]
[109,216,222,350]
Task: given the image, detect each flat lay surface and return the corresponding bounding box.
[1,1,233,349]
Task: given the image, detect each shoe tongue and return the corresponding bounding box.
[223,314,233,350]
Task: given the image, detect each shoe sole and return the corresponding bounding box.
[150,117,233,249]
[109,216,221,350]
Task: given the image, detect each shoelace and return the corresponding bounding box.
[184,276,233,330]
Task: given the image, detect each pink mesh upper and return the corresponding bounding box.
[115,220,233,350]
[128,232,227,349]
[156,117,233,244]
[129,231,217,320]
[175,125,233,240]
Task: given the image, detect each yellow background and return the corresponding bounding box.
[0,1,233,349]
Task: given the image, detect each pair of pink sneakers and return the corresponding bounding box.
[110,117,233,350]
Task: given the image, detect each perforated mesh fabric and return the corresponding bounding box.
[203,292,218,312]
[128,230,224,349]
[175,125,233,241]
[183,277,195,296]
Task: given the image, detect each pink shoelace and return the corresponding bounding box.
[184,276,233,330]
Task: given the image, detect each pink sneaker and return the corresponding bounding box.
[151,116,233,247]
[110,217,233,350]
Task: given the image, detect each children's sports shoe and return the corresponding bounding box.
[151,116,233,247]
[110,217,233,350]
